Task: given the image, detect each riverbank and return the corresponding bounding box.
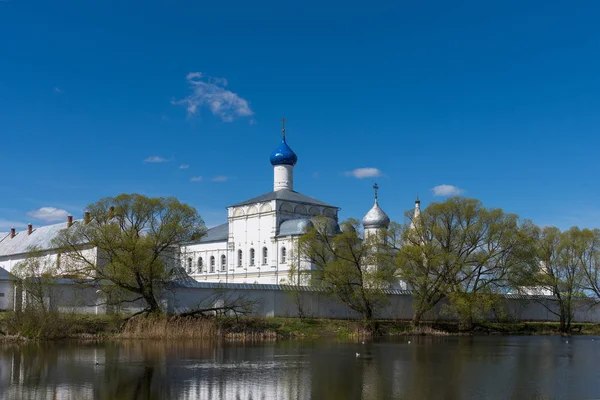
[1,312,599,341]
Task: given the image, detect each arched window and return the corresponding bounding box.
[221,255,226,271]
[249,248,255,266]
[281,247,287,264]
[210,256,215,273]
[238,250,243,267]
[262,247,268,265]
[198,257,203,273]
[187,257,192,273]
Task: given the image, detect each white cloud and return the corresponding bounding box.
[144,156,168,163]
[172,72,253,122]
[27,207,69,222]
[211,176,228,182]
[179,164,189,169]
[432,184,465,197]
[344,168,382,179]
[190,176,203,182]
[53,87,62,93]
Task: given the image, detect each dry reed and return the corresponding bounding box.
[120,316,280,341]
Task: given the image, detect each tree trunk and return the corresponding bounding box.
[143,292,162,314]
[460,315,474,332]
[412,310,423,327]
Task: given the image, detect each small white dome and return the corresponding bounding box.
[362,201,390,229]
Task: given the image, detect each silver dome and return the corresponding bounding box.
[362,200,390,229]
[279,218,314,236]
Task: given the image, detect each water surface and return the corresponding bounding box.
[1,336,599,399]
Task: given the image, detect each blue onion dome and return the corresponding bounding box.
[270,137,298,166]
[362,200,390,229]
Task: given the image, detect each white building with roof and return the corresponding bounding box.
[180,124,345,284]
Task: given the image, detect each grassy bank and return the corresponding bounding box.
[1,312,599,341]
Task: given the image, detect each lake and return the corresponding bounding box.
[0,336,599,399]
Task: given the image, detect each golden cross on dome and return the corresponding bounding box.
[373,183,379,201]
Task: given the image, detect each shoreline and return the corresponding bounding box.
[1,313,599,342]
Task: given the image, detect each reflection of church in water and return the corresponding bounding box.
[181,121,400,284]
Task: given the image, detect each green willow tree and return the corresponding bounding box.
[398,197,537,328]
[53,193,205,315]
[576,228,600,305]
[12,246,61,313]
[529,226,589,332]
[299,218,398,323]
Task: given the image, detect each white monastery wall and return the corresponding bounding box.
[10,282,600,323]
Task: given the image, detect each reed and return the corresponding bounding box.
[120,316,281,340]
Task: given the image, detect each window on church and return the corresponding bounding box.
[238,250,243,267]
[281,247,287,264]
[221,255,226,271]
[187,258,192,273]
[262,247,268,265]
[210,256,215,273]
[249,248,255,266]
[198,257,203,273]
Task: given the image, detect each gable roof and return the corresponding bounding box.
[0,221,81,257]
[230,189,336,208]
[198,223,229,243]
[0,266,13,281]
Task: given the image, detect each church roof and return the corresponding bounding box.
[231,189,336,208]
[198,223,229,243]
[270,138,298,166]
[279,218,314,236]
[0,266,13,281]
[278,217,341,237]
[362,200,390,229]
[0,221,81,257]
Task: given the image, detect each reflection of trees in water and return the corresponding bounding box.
[0,340,313,400]
[1,337,598,399]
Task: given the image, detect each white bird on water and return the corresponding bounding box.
[356,352,360,357]
[408,341,411,344]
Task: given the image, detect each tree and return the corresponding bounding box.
[12,246,61,313]
[299,218,398,324]
[576,228,600,305]
[529,226,587,332]
[53,193,205,315]
[398,197,537,328]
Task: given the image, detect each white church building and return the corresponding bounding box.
[179,124,393,284]
[0,124,396,286]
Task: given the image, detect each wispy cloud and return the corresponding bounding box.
[211,176,228,182]
[432,184,465,197]
[53,87,62,93]
[27,207,69,222]
[190,176,203,182]
[144,156,168,163]
[172,72,253,122]
[179,164,189,169]
[344,168,382,179]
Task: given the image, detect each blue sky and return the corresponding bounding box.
[1,0,599,230]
